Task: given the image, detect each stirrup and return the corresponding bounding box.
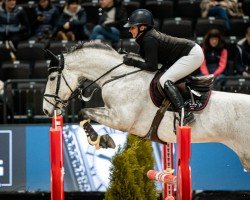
[183,112,195,126]
[180,108,195,126]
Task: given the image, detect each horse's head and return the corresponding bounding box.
[43,49,80,117]
[43,41,140,117]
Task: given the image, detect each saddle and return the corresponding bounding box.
[143,73,214,144]
[149,72,214,111]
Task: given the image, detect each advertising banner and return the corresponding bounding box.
[0,124,250,192]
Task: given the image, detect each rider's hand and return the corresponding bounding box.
[123,54,136,66]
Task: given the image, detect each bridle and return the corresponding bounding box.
[43,50,124,110]
[43,53,78,110]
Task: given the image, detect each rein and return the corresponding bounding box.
[102,69,143,87]
[81,62,123,93]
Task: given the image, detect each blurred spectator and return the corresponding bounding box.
[200,29,228,79]
[0,0,30,58]
[30,0,59,42]
[200,0,243,31]
[235,27,250,78]
[0,80,3,96]
[89,0,127,44]
[56,0,88,41]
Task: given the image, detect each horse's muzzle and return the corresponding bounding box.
[43,108,52,117]
[44,108,62,117]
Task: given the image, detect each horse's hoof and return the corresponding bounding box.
[99,134,116,149]
[78,109,88,121]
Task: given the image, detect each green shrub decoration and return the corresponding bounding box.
[105,134,159,200]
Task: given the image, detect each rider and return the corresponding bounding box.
[123,9,204,125]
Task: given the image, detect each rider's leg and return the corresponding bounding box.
[164,80,195,125]
[159,44,204,125]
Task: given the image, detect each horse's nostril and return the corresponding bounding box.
[43,109,49,116]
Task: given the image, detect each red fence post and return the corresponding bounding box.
[162,125,192,200]
[50,115,65,200]
[176,126,192,200]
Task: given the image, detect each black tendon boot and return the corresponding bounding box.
[164,80,195,125]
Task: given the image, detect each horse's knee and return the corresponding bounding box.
[78,109,89,121]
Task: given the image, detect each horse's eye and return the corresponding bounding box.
[50,76,56,81]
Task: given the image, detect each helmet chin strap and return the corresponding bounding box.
[135,25,146,38]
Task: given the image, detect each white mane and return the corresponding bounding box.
[63,41,148,87]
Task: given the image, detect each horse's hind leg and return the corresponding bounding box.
[228,142,250,172]
[239,155,250,172]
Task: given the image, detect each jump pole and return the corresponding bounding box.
[162,125,192,200]
[50,112,65,200]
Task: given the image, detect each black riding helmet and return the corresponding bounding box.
[124,9,154,28]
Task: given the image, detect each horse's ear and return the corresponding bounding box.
[44,49,58,61]
[44,49,60,67]
[59,52,65,69]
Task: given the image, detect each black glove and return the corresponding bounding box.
[123,54,137,66]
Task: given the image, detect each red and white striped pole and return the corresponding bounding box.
[50,113,65,200]
[163,143,175,199]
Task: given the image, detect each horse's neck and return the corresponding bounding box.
[66,49,134,87]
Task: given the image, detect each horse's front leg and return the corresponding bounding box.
[78,107,118,149]
[78,107,120,127]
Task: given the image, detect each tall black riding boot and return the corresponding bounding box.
[164,80,195,125]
